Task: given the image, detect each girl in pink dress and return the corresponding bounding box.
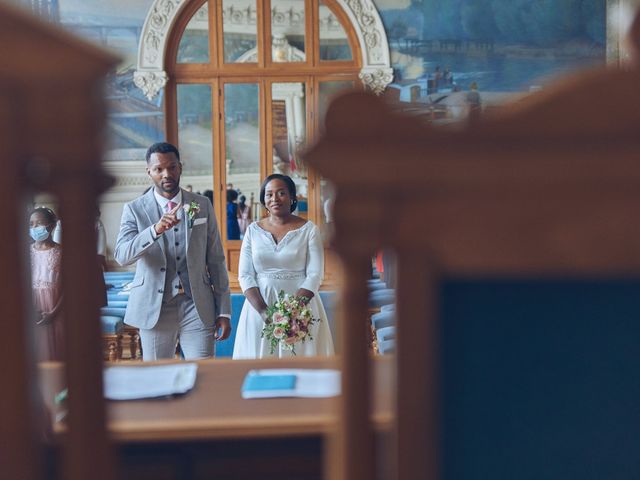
[237,195,252,238]
[29,207,64,362]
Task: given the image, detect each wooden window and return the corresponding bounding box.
[166,0,361,284]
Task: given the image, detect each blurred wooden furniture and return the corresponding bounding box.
[306,20,640,480]
[0,4,117,480]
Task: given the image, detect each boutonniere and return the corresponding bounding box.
[183,201,201,228]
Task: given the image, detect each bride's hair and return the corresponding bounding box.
[260,174,298,213]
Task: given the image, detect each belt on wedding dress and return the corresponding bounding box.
[257,272,305,280]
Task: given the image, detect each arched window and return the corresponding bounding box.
[136,0,392,283]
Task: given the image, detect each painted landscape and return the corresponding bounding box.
[377,0,607,121]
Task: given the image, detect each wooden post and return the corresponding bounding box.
[0,81,41,480]
[330,249,375,480]
[395,249,440,480]
[56,149,115,480]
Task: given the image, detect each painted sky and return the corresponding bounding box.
[373,0,412,9]
[58,0,153,19]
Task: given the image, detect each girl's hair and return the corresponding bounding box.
[259,174,297,213]
[238,195,247,211]
[226,189,239,203]
[30,206,57,225]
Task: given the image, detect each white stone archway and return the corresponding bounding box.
[134,0,393,100]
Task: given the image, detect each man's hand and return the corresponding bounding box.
[154,202,182,235]
[214,316,232,341]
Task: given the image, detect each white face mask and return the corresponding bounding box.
[29,225,50,242]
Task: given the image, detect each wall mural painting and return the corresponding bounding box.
[52,0,162,154]
[374,0,607,123]
[44,0,609,143]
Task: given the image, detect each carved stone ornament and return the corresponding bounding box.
[133,70,168,101]
[359,67,394,95]
[135,0,391,99]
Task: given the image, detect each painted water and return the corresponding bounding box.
[392,50,605,93]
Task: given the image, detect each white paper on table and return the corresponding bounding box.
[241,368,341,399]
[103,363,198,400]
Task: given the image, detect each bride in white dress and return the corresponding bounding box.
[233,174,335,358]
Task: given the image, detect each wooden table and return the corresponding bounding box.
[39,356,393,480]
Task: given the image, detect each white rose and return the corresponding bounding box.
[273,326,285,339]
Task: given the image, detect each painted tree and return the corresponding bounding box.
[524,0,582,46]
[417,0,604,46]
[461,0,498,40]
[492,0,532,43]
[581,0,606,45]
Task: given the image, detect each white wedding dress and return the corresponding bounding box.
[233,221,335,359]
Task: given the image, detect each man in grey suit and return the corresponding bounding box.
[115,142,231,360]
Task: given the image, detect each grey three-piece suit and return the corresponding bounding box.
[114,188,230,359]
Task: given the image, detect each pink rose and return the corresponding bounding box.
[285,336,298,345]
[273,326,285,339]
[273,312,288,325]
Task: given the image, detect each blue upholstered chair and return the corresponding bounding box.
[368,282,389,291]
[101,306,126,318]
[103,275,140,360]
[214,293,245,357]
[380,303,395,313]
[371,310,395,330]
[107,292,129,301]
[376,326,396,355]
[100,315,124,361]
[377,337,395,355]
[376,325,395,343]
[104,271,135,279]
[100,315,124,334]
[368,288,395,308]
[106,300,128,309]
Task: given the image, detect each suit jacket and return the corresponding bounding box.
[114,188,231,330]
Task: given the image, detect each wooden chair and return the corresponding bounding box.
[1,4,118,480]
[306,16,640,480]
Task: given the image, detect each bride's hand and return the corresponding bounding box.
[295,288,314,304]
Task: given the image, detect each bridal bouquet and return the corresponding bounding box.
[262,290,319,355]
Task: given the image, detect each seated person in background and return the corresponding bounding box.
[29,206,64,361]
